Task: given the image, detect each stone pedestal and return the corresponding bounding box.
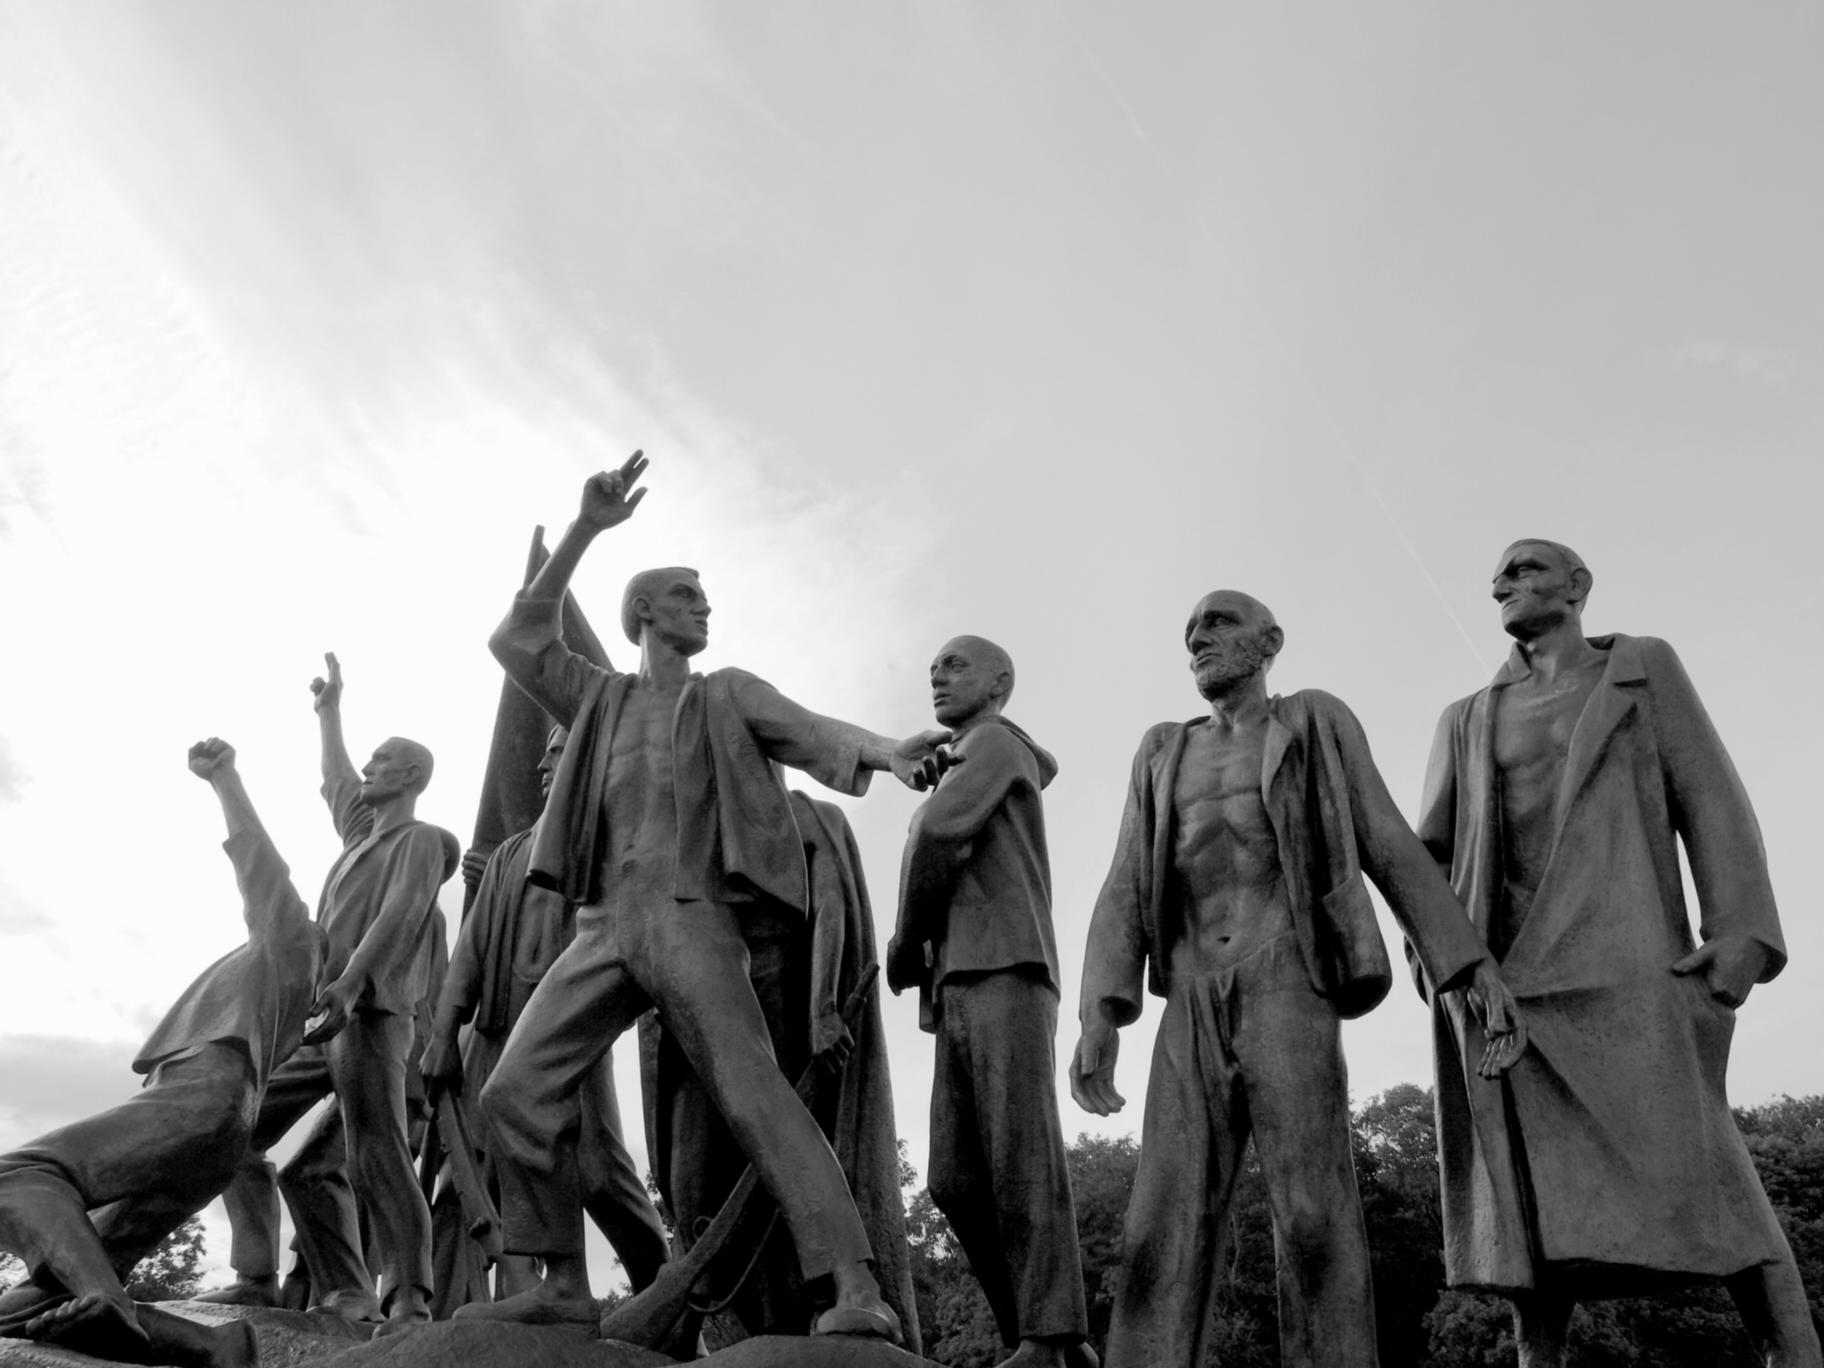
[0,1305,944,1368]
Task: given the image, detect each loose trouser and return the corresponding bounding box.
[0,1044,255,1328]
[482,897,872,1279]
[432,1026,667,1317]
[1106,934,1376,1368]
[274,1101,376,1307]
[217,1008,430,1305]
[930,968,1087,1348]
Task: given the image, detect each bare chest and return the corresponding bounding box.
[603,686,684,863]
[1492,665,1604,780]
[1171,727,1275,858]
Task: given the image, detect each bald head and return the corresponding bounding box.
[1492,539,1593,638]
[359,735,434,808]
[1499,539,1589,584]
[1185,590,1283,701]
[930,634,1015,728]
[387,738,433,790]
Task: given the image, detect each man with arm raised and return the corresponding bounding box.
[205,657,456,1333]
[0,738,318,1367]
[461,453,950,1342]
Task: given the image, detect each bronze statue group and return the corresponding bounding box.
[0,456,1812,1368]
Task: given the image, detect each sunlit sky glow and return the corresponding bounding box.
[3,3,1820,1289]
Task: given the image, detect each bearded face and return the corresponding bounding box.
[1191,628,1271,699]
[1185,590,1279,700]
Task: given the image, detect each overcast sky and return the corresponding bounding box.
[3,2,1821,1292]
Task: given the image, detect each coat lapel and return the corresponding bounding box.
[1260,699,1294,799]
[1547,636,1646,858]
[1147,722,1193,946]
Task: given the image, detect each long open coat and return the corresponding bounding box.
[1418,633,1790,1293]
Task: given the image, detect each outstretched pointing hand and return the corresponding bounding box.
[578,451,650,533]
[311,652,343,715]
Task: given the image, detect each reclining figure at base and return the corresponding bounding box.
[0,738,324,1367]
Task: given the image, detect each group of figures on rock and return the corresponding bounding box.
[0,455,1813,1368]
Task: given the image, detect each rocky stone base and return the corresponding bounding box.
[690,1336,938,1368]
[0,1305,944,1368]
[0,1302,363,1368]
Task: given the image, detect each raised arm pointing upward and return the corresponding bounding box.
[464,455,948,1345]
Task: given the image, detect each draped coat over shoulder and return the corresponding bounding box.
[1418,634,1789,1293]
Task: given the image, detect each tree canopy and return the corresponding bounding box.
[0,1216,205,1304]
[904,1090,1824,1366]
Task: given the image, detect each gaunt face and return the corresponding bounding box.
[1185,591,1276,700]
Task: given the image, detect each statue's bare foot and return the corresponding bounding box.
[813,1292,902,1343]
[453,1284,599,1334]
[197,1275,281,1309]
[1064,1340,1100,1368]
[22,1291,146,1345]
[309,1287,384,1324]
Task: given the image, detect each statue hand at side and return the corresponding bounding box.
[460,848,490,889]
[884,935,926,995]
[810,1010,854,1066]
[419,1029,463,1095]
[1070,1017,1125,1117]
[1466,959,1528,1078]
[302,978,356,1046]
[1672,933,1770,1009]
[577,451,649,533]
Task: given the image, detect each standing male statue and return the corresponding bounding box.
[462,453,952,1342]
[205,655,456,1334]
[0,738,317,1368]
[887,636,1093,1368]
[1418,540,1820,1367]
[420,724,669,1312]
[1072,590,1525,1368]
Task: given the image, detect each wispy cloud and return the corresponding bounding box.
[1673,340,1804,386]
[0,1034,138,1150]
